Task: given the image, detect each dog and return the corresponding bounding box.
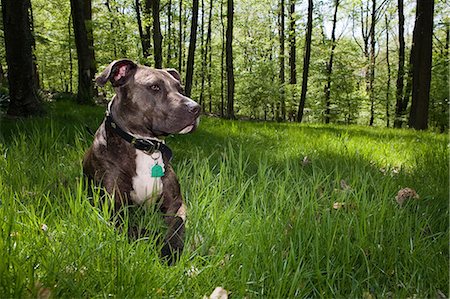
[83,59,200,262]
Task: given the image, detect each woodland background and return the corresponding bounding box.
[0,0,448,131]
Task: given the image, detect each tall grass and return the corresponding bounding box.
[0,101,448,298]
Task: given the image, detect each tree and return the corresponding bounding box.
[185,0,199,97]
[278,0,286,120]
[2,0,44,117]
[135,0,151,61]
[385,14,391,127]
[408,0,434,130]
[70,0,96,104]
[393,0,406,128]
[297,0,313,123]
[226,0,235,119]
[149,0,163,68]
[324,0,339,124]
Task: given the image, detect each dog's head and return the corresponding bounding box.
[96,59,200,137]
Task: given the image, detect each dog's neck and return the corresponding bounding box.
[105,99,172,160]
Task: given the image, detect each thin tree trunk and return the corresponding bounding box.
[199,0,205,109]
[135,0,151,60]
[70,0,96,104]
[408,0,434,130]
[324,0,339,124]
[226,0,235,119]
[297,0,313,123]
[278,0,286,121]
[385,14,391,127]
[394,0,405,128]
[185,0,199,97]
[206,0,213,113]
[105,0,117,57]
[149,0,163,68]
[178,0,183,72]
[220,0,225,117]
[368,0,376,126]
[167,0,172,67]
[288,0,296,121]
[2,0,44,116]
[68,14,73,93]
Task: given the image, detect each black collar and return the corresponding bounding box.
[105,109,173,161]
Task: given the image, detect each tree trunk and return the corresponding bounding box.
[385,14,391,127]
[368,0,376,126]
[324,0,339,124]
[288,0,296,121]
[178,0,183,72]
[185,0,199,97]
[2,0,44,116]
[199,0,205,109]
[278,0,286,121]
[297,0,313,123]
[288,0,296,86]
[167,0,172,67]
[135,0,151,60]
[226,0,235,119]
[206,0,213,113]
[68,15,73,93]
[148,0,163,68]
[220,0,225,117]
[408,0,434,130]
[71,0,96,104]
[393,0,405,128]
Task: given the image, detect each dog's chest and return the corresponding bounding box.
[130,150,164,205]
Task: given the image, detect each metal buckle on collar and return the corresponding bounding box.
[135,138,160,154]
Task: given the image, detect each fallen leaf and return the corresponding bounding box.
[333,202,345,210]
[340,179,351,191]
[301,156,311,166]
[363,291,375,299]
[208,287,228,299]
[395,187,419,206]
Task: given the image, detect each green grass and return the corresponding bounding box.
[0,100,448,298]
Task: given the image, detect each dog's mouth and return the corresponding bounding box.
[178,118,200,134]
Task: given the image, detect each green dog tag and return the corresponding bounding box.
[151,164,164,177]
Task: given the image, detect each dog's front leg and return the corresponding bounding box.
[160,167,186,264]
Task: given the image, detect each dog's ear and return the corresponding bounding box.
[166,68,182,83]
[95,59,137,87]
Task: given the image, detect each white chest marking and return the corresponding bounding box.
[130,150,164,206]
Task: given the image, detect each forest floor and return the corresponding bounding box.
[0,100,448,298]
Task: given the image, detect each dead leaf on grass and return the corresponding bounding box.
[301,156,311,166]
[395,187,419,206]
[205,287,228,299]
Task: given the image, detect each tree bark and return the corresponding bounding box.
[178,0,183,72]
[185,0,199,97]
[408,0,434,130]
[368,0,376,126]
[220,0,225,117]
[167,0,172,67]
[199,0,205,108]
[148,0,163,68]
[324,0,339,124]
[297,0,313,123]
[2,0,44,116]
[226,0,235,119]
[206,0,213,113]
[288,0,296,86]
[278,0,286,121]
[393,0,406,128]
[385,14,391,127]
[71,0,96,104]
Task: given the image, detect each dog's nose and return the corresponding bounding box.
[188,102,201,117]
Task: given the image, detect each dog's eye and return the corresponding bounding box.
[150,85,160,92]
